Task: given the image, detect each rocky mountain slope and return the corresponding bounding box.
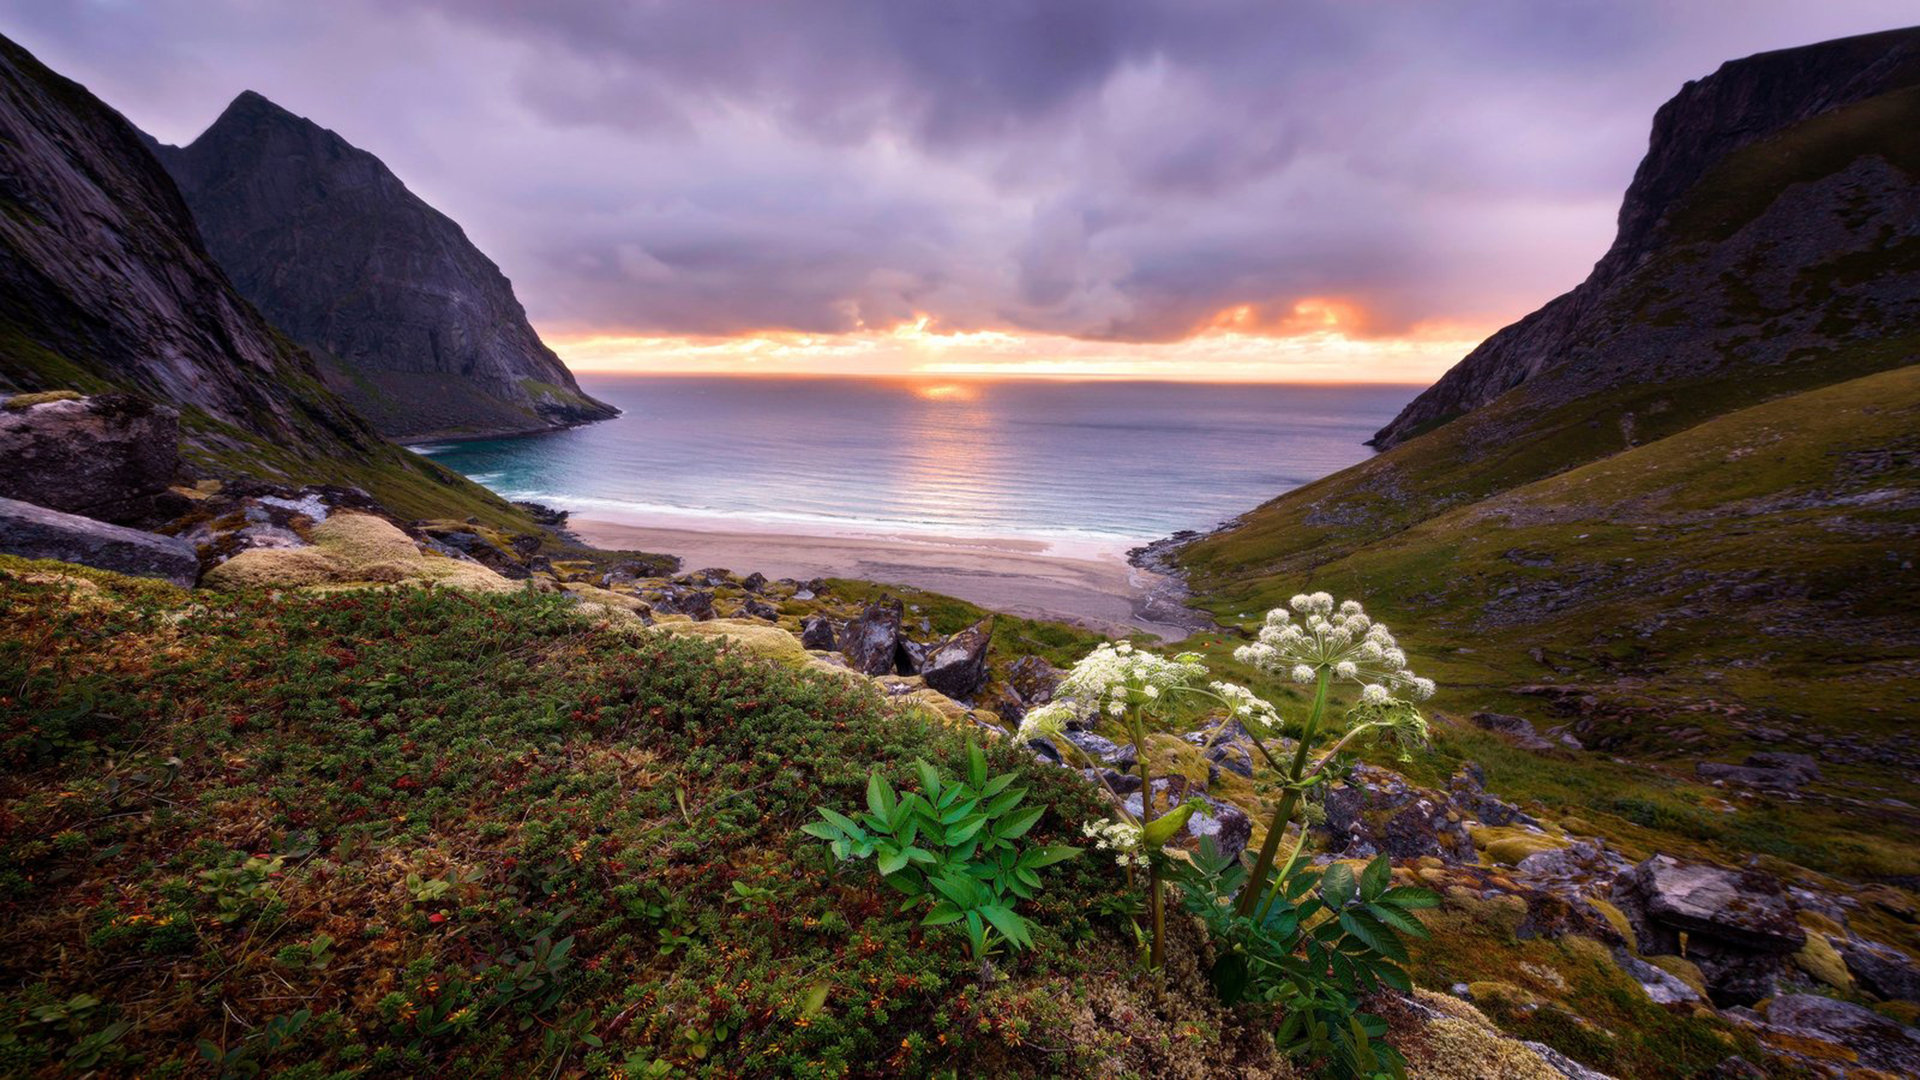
[151,91,616,441]
[1178,29,1920,894]
[0,33,535,528]
[1374,25,1920,456]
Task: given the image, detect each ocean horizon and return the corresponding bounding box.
[414,374,1418,553]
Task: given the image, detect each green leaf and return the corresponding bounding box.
[914,760,942,801]
[1360,854,1390,901]
[922,903,964,927]
[939,798,980,824]
[946,816,988,844]
[1367,901,1428,937]
[995,805,1045,840]
[968,740,988,790]
[902,846,937,865]
[1382,886,1440,909]
[1019,844,1082,868]
[867,772,896,819]
[928,873,976,909]
[1321,861,1356,907]
[877,848,909,876]
[817,807,866,841]
[1339,910,1408,963]
[978,905,1031,950]
[982,771,1017,797]
[800,822,842,842]
[982,786,1028,817]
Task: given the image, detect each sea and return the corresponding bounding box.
[412,376,1417,552]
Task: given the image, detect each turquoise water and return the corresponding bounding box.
[414,376,1415,547]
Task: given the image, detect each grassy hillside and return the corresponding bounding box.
[1182,363,1920,880]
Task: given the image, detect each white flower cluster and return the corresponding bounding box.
[1082,817,1149,868]
[1016,700,1071,744]
[1053,640,1208,720]
[1233,592,1435,704]
[1206,680,1281,736]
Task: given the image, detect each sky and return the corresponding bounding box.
[4,2,1914,382]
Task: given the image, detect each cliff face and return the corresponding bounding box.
[153,92,616,441]
[0,35,380,460]
[1374,26,1920,448]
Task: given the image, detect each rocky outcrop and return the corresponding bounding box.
[0,34,385,463]
[1373,28,1920,449]
[843,598,904,676]
[1610,855,1806,1005]
[0,394,183,524]
[0,495,199,586]
[800,614,837,651]
[919,618,993,699]
[1752,994,1920,1076]
[151,91,616,441]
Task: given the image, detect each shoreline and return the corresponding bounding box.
[569,515,1215,641]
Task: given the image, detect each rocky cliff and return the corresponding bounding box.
[0,35,381,460]
[151,91,616,441]
[0,33,536,528]
[1373,26,1920,448]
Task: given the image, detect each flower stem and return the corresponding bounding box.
[1132,705,1165,973]
[1234,667,1329,919]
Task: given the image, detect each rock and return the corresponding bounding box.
[741,572,767,593]
[1611,855,1805,1005]
[1062,730,1137,770]
[0,394,183,524]
[1695,761,1807,790]
[1841,939,1920,1001]
[920,618,993,699]
[1762,993,1920,1076]
[1744,751,1820,781]
[799,614,837,651]
[842,598,903,676]
[1614,951,1702,1005]
[151,91,617,440]
[1471,711,1558,752]
[201,512,511,593]
[1005,655,1062,706]
[895,638,929,675]
[0,495,199,585]
[737,597,778,621]
[1613,855,1805,954]
[1184,720,1256,778]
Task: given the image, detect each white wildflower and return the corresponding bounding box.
[1335,660,1357,679]
[1238,592,1437,704]
[1360,683,1390,705]
[1290,664,1315,684]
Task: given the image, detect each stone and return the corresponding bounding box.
[656,589,715,621]
[842,598,903,676]
[1471,711,1558,752]
[737,597,779,621]
[1762,993,1920,1076]
[800,614,837,651]
[741,572,767,593]
[1612,855,1805,954]
[1841,939,1920,1001]
[1695,761,1806,790]
[0,495,199,586]
[1744,751,1819,781]
[0,394,183,524]
[920,618,993,699]
[895,639,929,675]
[1005,655,1061,706]
[1616,951,1703,1004]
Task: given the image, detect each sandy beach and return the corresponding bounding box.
[570,517,1211,640]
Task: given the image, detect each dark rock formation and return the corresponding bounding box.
[842,598,903,676]
[1374,28,1920,450]
[0,35,384,463]
[1611,855,1805,1004]
[799,615,837,651]
[0,495,199,585]
[1695,754,1819,790]
[1840,939,1920,1001]
[0,394,183,524]
[150,91,615,441]
[1759,994,1920,1076]
[737,597,778,621]
[920,619,993,699]
[1006,655,1062,707]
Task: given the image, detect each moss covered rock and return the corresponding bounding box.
[203,512,512,592]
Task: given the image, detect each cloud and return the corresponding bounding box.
[2,0,1915,362]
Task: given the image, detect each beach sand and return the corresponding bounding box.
[570,518,1211,640]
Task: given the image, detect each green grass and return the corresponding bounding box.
[1183,364,1920,880]
[0,565,1145,1078]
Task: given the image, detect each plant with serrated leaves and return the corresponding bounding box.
[804,740,1079,979]
[1175,837,1438,1080]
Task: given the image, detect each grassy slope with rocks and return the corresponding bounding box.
[0,558,1645,1080]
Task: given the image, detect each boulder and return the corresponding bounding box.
[1762,994,1920,1076]
[0,394,183,524]
[1840,939,1920,1001]
[896,638,929,675]
[655,588,715,621]
[920,618,993,699]
[741,571,767,593]
[1611,855,1805,1005]
[1006,655,1062,705]
[842,598,903,676]
[0,495,199,585]
[737,597,779,621]
[1471,711,1558,752]
[799,614,837,650]
[1695,761,1807,790]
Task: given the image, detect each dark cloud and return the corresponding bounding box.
[2,0,1914,345]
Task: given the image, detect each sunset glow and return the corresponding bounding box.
[546,315,1490,383]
